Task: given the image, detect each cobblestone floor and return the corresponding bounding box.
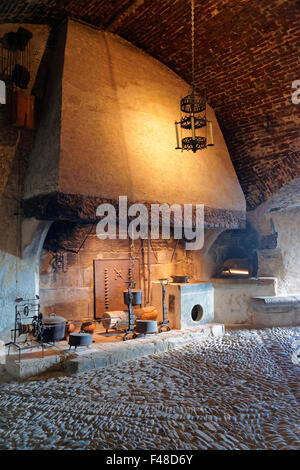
[0,327,299,450]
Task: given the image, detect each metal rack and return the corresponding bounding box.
[6,296,45,362]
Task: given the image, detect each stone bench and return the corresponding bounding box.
[212,277,277,325]
[249,295,300,327]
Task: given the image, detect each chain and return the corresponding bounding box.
[104,268,109,310]
[191,0,195,89]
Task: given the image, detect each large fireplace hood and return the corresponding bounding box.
[23,19,246,229]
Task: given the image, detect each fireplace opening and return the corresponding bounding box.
[191,304,204,322]
[208,227,259,278]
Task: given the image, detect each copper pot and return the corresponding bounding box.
[64,322,76,339]
[81,321,95,335]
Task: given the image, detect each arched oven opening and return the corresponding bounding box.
[209,226,259,279]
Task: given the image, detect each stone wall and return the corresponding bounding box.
[0,101,34,339]
[248,179,300,295]
[24,22,66,199]
[0,24,50,339]
[0,217,51,341]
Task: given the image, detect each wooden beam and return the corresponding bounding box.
[105,0,146,33]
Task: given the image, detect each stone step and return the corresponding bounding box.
[5,323,225,379]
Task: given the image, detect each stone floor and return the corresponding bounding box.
[0,327,299,450]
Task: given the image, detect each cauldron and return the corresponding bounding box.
[41,313,66,343]
[69,332,93,350]
[135,320,158,335]
[123,289,142,306]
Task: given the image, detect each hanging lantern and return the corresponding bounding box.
[175,0,214,153]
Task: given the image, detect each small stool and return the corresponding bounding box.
[68,332,93,351]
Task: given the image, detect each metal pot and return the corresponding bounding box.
[123,290,143,306]
[135,320,158,335]
[41,313,66,343]
[68,332,92,349]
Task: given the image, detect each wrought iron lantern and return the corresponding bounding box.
[175,0,214,153]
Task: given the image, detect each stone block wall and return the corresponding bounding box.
[39,224,204,321]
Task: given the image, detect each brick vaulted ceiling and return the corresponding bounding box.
[1,0,300,209]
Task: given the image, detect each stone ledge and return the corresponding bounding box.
[213,277,278,325]
[251,311,300,328]
[5,351,63,379]
[249,296,300,327]
[4,323,225,379]
[212,277,277,288]
[249,295,300,313]
[64,323,225,375]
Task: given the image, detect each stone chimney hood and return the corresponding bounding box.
[23,19,246,229]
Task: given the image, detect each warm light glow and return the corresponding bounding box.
[191,115,195,140]
[207,120,214,146]
[175,121,180,148]
[227,269,249,275]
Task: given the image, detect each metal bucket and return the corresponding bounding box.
[68,332,93,348]
[123,290,143,306]
[135,320,158,335]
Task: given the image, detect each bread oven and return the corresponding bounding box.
[209,227,259,279]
